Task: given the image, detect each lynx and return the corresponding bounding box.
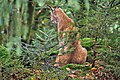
[50,7,87,67]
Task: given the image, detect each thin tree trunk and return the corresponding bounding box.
[27,0,35,43]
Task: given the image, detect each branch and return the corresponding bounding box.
[111,1,120,8]
[109,0,115,8]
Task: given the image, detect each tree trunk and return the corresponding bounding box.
[27,0,35,43]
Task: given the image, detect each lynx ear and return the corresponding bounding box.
[47,5,55,12]
[54,6,61,8]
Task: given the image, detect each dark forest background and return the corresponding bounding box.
[0,0,120,80]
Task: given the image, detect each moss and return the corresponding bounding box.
[0,46,10,64]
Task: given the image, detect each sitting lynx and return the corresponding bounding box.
[50,7,87,67]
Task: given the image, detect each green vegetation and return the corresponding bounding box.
[0,0,120,80]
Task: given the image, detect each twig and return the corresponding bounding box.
[111,1,120,8]
[109,0,115,7]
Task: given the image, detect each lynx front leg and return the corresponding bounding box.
[54,54,61,67]
[54,53,72,67]
[54,42,72,67]
[58,41,64,55]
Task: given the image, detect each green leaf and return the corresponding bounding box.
[81,38,94,48]
[0,46,10,65]
[84,0,89,12]
[35,33,46,42]
[35,0,46,6]
[68,0,80,10]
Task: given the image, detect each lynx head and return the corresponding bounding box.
[49,7,64,23]
[50,7,57,23]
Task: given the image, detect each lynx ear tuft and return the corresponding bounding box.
[47,5,55,12]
